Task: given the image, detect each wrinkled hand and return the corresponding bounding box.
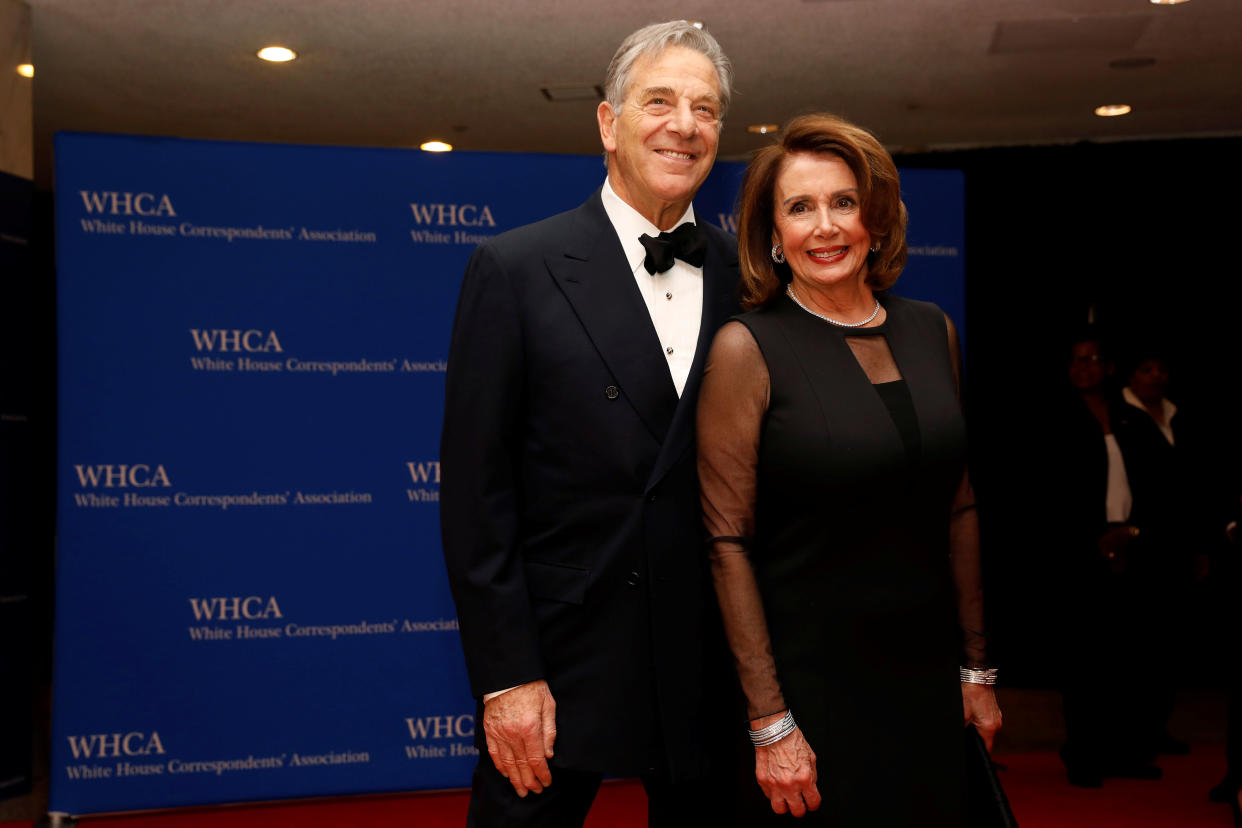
[754,724,821,817]
[483,680,556,797]
[962,683,1002,752]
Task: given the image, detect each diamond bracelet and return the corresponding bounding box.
[959,667,998,686]
[749,710,797,747]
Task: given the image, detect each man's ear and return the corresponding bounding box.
[597,101,617,153]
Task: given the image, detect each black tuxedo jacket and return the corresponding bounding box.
[440,189,740,780]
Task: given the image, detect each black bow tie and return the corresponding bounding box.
[638,222,706,275]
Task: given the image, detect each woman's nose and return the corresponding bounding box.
[813,207,835,236]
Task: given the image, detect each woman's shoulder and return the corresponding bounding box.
[883,293,955,336]
[704,320,770,388]
[733,295,793,324]
[720,303,786,349]
[711,317,761,351]
[883,292,943,319]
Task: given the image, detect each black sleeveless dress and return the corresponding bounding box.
[703,293,973,825]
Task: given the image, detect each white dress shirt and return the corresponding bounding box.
[1103,433,1133,523]
[599,177,704,398]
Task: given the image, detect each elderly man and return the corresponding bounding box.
[440,20,740,828]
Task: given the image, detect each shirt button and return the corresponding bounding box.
[627,571,641,587]
[665,292,672,300]
[665,346,674,355]
[604,385,619,399]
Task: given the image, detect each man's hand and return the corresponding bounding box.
[482,679,557,797]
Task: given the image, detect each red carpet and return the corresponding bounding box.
[1000,743,1234,827]
[0,779,644,828]
[5,745,1235,826]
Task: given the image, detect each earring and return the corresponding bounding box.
[869,244,880,254]
[771,244,785,264]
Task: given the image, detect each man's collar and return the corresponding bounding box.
[1122,385,1177,421]
[600,178,697,274]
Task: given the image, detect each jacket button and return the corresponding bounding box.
[627,571,641,587]
[646,493,657,503]
[604,385,620,399]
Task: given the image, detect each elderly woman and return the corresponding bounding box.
[697,113,1001,824]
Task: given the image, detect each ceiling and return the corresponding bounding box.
[25,0,1242,188]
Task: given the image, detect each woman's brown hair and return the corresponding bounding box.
[736,113,908,309]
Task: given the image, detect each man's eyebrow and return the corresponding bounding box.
[636,86,676,101]
[635,86,722,106]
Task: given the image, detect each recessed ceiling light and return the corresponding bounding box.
[1094,104,1132,117]
[16,63,33,78]
[1150,0,1190,5]
[748,124,780,135]
[420,141,453,152]
[257,46,297,62]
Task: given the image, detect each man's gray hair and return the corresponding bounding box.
[604,21,733,119]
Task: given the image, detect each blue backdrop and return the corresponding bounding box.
[52,133,963,816]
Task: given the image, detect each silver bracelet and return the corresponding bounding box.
[959,667,998,686]
[749,710,797,747]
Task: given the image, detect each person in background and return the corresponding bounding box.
[1055,335,1205,786]
[1054,331,1163,786]
[1119,347,1211,757]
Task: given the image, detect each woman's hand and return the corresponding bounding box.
[754,724,821,817]
[962,683,1002,752]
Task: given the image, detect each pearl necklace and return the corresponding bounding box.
[786,284,881,328]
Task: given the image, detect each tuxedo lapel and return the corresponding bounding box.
[546,191,680,445]
[686,227,741,406]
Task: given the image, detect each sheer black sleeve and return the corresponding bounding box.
[697,321,787,720]
[946,314,989,668]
